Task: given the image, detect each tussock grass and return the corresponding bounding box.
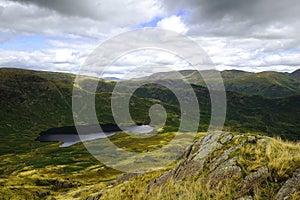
[266,138,300,180]
[100,136,300,200]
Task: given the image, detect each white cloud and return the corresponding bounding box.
[0,0,299,75]
[157,15,188,34]
[0,0,165,39]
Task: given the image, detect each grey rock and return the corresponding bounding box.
[220,133,233,144]
[86,193,102,200]
[236,196,253,200]
[233,134,243,140]
[147,170,173,192]
[176,132,225,178]
[242,166,269,193]
[192,141,223,167]
[206,157,242,188]
[247,136,256,142]
[275,168,300,200]
[35,190,50,198]
[210,144,241,171]
[147,132,227,190]
[116,172,144,184]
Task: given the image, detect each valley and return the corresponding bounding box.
[0,68,299,199]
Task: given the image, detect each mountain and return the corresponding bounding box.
[0,68,185,154]
[137,69,300,98]
[0,68,299,199]
[0,68,299,156]
[225,71,300,98]
[290,68,300,80]
[103,77,121,81]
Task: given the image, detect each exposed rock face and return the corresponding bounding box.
[275,168,300,200]
[242,166,269,193]
[96,131,299,199]
[172,132,225,180]
[206,157,242,188]
[147,132,276,198]
[148,132,235,189]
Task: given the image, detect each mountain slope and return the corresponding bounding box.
[98,132,300,200]
[0,68,299,148]
[0,68,299,199]
[225,71,300,98]
[137,69,300,98]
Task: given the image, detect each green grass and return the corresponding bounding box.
[100,134,300,200]
[0,68,299,199]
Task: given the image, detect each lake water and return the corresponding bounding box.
[36,125,153,147]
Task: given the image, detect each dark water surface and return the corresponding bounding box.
[36,124,153,147]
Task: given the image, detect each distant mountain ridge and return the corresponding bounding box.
[132,69,300,98]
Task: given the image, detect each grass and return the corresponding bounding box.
[0,68,299,199]
[266,138,300,180]
[0,133,299,199]
[99,134,300,200]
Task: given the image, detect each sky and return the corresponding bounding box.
[0,0,300,78]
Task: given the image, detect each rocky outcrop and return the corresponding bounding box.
[241,166,269,194]
[146,132,275,198]
[35,178,75,191]
[206,157,242,188]
[96,131,299,200]
[148,132,237,189]
[275,168,300,200]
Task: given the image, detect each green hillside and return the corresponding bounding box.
[225,71,300,98]
[0,68,299,157]
[0,68,299,199]
[139,69,300,98]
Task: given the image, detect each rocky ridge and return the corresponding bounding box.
[93,132,300,200]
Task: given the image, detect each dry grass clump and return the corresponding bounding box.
[101,136,300,200]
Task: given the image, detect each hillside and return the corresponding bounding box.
[137,69,300,98]
[98,132,300,200]
[0,68,299,199]
[290,69,300,80]
[225,71,300,98]
[0,68,299,156]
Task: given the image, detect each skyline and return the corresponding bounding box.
[0,0,300,78]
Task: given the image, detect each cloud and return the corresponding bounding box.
[10,0,164,22]
[1,0,165,38]
[162,0,300,39]
[0,0,299,75]
[157,15,188,34]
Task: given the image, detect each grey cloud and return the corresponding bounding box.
[8,0,164,25]
[163,0,300,38]
[1,0,299,74]
[163,0,300,23]
[9,0,105,20]
[1,0,164,38]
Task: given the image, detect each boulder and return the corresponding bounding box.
[275,168,300,200]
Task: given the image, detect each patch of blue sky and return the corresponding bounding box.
[136,16,164,28]
[136,8,190,29]
[0,33,97,51]
[176,8,190,18]
[0,34,51,51]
